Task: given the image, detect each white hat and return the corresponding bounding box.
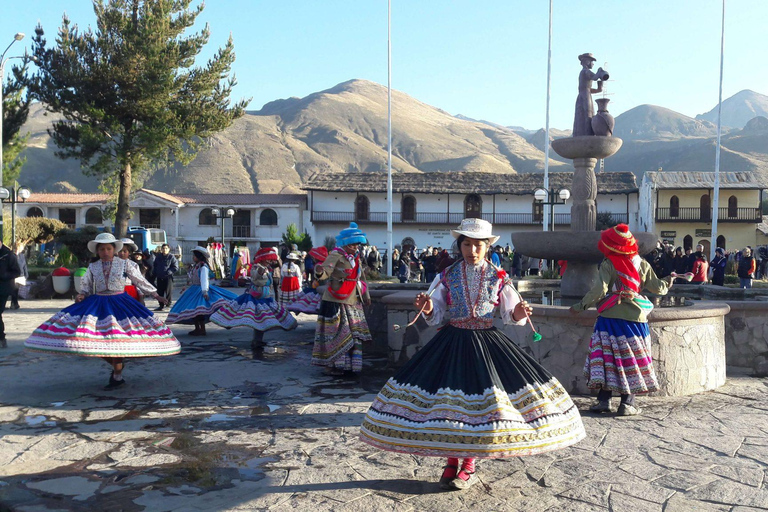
[451,218,500,245]
[120,238,138,252]
[286,251,301,261]
[192,246,210,259]
[87,233,124,254]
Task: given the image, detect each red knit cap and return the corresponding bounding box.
[598,224,638,257]
[253,247,279,265]
[308,246,328,264]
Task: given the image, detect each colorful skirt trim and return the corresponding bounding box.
[360,325,585,458]
[165,284,238,325]
[24,293,180,358]
[210,294,297,332]
[584,316,658,394]
[311,300,371,372]
[286,289,321,314]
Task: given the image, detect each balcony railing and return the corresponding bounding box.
[232,224,252,238]
[656,207,760,223]
[312,211,577,226]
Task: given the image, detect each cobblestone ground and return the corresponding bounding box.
[1,298,768,511]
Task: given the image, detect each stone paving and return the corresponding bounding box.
[1,298,768,511]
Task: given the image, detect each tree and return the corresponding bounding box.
[14,216,67,250]
[55,226,102,267]
[281,223,313,252]
[595,212,616,231]
[2,61,31,186]
[28,0,249,237]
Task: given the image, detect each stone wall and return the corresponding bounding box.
[723,301,768,367]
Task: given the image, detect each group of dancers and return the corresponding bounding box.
[22,219,669,491]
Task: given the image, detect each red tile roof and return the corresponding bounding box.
[27,193,111,204]
[139,189,307,206]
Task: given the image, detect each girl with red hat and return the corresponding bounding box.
[570,224,672,416]
[210,247,297,348]
[287,247,328,315]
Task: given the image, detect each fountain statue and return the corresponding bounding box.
[510,53,656,298]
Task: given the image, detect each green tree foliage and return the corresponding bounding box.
[28,0,249,238]
[2,61,31,186]
[55,225,102,266]
[14,216,67,250]
[595,212,616,231]
[281,223,313,252]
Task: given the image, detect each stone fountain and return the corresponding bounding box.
[511,52,655,298]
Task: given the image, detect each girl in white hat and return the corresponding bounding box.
[279,251,303,305]
[117,238,143,302]
[360,219,585,490]
[165,247,238,336]
[24,233,180,389]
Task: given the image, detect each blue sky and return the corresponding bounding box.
[2,1,766,130]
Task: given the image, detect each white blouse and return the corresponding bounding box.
[423,272,527,327]
[281,262,303,287]
[80,258,157,296]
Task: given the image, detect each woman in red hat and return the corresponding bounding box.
[570,224,672,416]
[210,247,297,349]
[287,246,328,315]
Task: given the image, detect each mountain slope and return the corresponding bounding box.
[696,89,768,128]
[613,105,718,141]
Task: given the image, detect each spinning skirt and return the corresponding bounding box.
[584,317,658,394]
[360,325,585,459]
[311,300,371,372]
[165,284,238,325]
[24,293,180,358]
[279,277,301,304]
[210,295,297,332]
[286,289,321,314]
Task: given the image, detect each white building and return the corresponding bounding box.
[303,171,640,255]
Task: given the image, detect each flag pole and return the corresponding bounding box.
[386,0,393,277]
[542,0,553,233]
[710,0,725,261]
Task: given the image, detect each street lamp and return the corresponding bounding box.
[211,207,236,272]
[0,182,30,249]
[534,187,570,231]
[0,32,26,241]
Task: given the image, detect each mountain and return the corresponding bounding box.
[18,80,568,194]
[613,105,719,141]
[696,89,768,128]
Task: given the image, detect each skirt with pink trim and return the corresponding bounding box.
[24,293,180,358]
[286,289,321,314]
[210,294,297,332]
[360,325,585,459]
[165,284,238,325]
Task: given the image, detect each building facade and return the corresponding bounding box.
[639,171,767,253]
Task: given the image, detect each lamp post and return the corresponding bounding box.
[0,32,25,242]
[0,181,30,249]
[211,207,235,273]
[534,187,571,231]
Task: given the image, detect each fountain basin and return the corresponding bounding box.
[509,231,658,263]
[551,135,623,160]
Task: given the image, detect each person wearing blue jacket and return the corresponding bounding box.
[153,244,179,311]
[709,248,728,287]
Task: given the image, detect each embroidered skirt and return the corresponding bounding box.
[210,294,297,332]
[24,293,180,358]
[584,316,658,394]
[360,325,585,459]
[311,300,371,372]
[286,289,321,314]
[279,277,301,303]
[165,284,238,325]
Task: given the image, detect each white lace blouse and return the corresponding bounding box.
[79,258,157,297]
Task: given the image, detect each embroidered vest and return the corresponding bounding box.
[442,261,502,330]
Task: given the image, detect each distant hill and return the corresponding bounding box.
[613,105,719,141]
[19,79,567,193]
[696,89,768,128]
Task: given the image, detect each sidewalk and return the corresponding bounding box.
[1,298,767,511]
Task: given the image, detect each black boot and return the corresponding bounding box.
[251,330,265,349]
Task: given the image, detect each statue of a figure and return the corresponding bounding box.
[573,53,609,136]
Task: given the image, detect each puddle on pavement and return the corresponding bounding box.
[24,415,47,426]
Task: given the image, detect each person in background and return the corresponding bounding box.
[690,251,708,285]
[10,244,27,310]
[279,252,303,304]
[683,247,695,273]
[398,254,412,283]
[391,248,400,277]
[422,247,439,283]
[153,244,178,311]
[737,247,756,289]
[672,247,687,283]
[490,245,501,266]
[709,248,728,287]
[511,250,522,278]
[142,249,156,286]
[0,241,21,347]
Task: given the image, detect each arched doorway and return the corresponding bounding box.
[355,195,370,221]
[683,235,693,251]
[716,235,726,250]
[464,194,482,219]
[698,239,710,255]
[700,194,711,221]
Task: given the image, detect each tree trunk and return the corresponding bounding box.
[115,161,132,238]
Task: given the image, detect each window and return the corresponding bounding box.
[355,196,369,221]
[401,196,416,221]
[26,207,43,218]
[233,210,251,238]
[669,195,679,218]
[716,235,726,250]
[59,208,76,226]
[139,208,161,227]
[683,235,693,251]
[199,208,217,225]
[727,195,738,218]
[259,208,277,226]
[85,207,103,225]
[700,194,711,221]
[464,194,482,218]
[532,200,543,222]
